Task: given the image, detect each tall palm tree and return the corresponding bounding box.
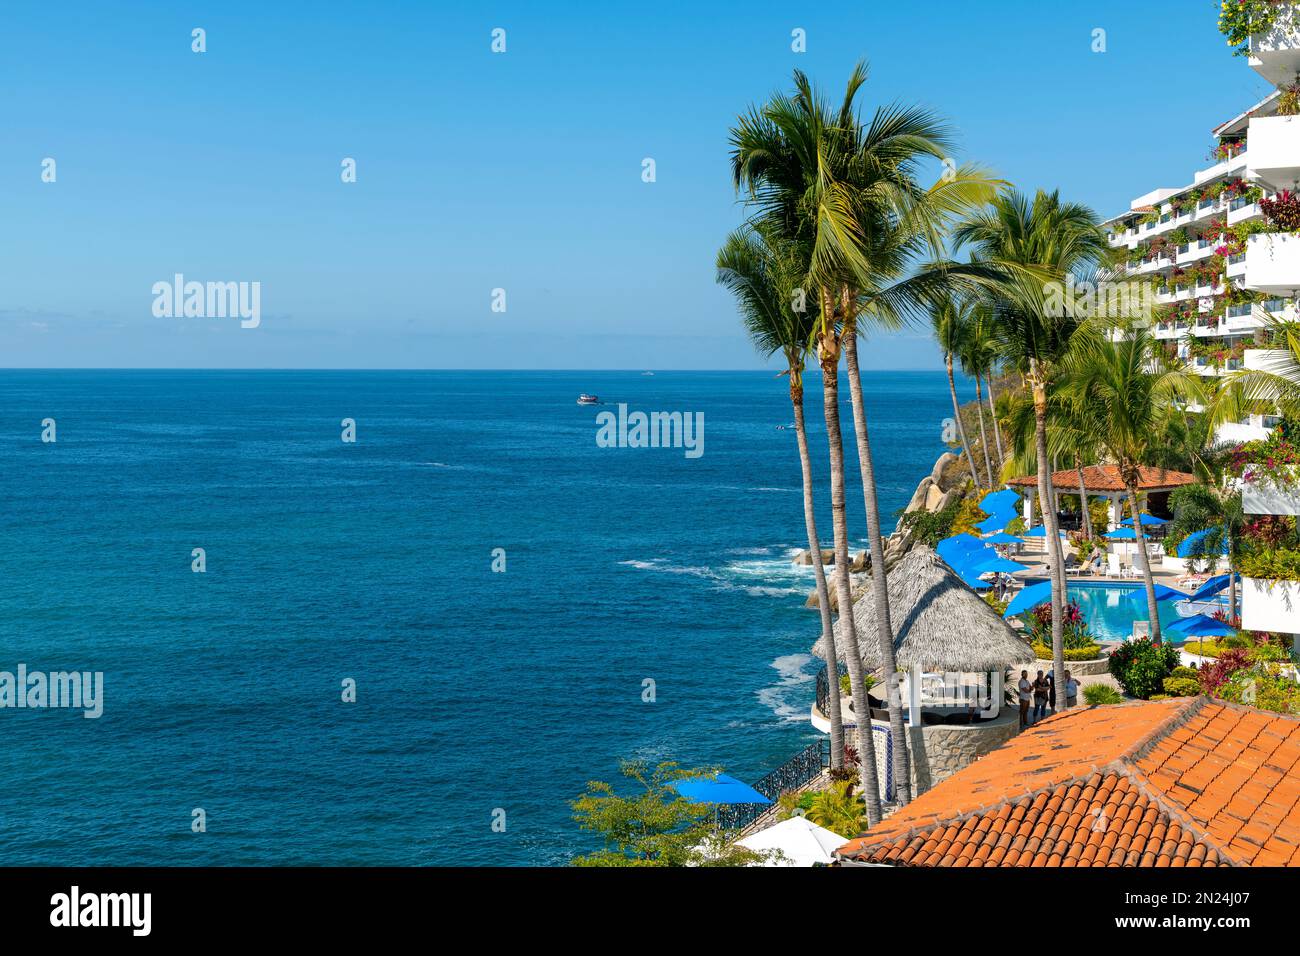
[953,190,1109,705]
[1062,331,1205,644]
[931,296,982,486]
[715,224,846,769]
[957,309,997,487]
[965,303,1005,479]
[731,62,999,810]
[1167,481,1245,621]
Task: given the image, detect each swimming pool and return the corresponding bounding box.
[1033,580,1186,642]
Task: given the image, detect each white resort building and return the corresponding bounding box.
[1103,6,1300,652]
[1102,7,1300,444]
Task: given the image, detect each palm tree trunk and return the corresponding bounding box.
[819,321,882,826]
[986,375,1005,471]
[974,376,994,489]
[843,327,911,806]
[1031,371,1068,711]
[791,373,844,769]
[946,354,980,489]
[1127,484,1163,644]
[1076,456,1094,541]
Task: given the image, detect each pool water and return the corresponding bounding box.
[1066,582,1186,642]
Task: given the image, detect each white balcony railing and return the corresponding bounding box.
[1247,115,1300,189]
[1245,232,1300,294]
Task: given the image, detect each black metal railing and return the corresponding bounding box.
[716,739,830,832]
[814,661,848,716]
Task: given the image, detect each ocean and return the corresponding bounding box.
[0,369,956,865]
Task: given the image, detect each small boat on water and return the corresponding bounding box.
[577,394,600,405]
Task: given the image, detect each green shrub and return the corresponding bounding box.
[1162,676,1201,697]
[1237,549,1300,582]
[1031,642,1103,661]
[1149,694,1172,701]
[1170,666,1199,681]
[1108,638,1181,700]
[1184,639,1221,658]
[1084,684,1123,705]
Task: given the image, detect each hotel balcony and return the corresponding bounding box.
[1246,115,1300,189]
[1250,5,1300,87]
[1244,233,1300,295]
[1245,347,1295,371]
[1242,578,1300,634]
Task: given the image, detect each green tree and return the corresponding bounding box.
[1063,331,1205,643]
[570,762,767,867]
[716,224,845,768]
[931,295,982,487]
[731,62,998,811]
[954,189,1109,705]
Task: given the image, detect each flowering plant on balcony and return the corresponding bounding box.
[1219,0,1286,57]
[1229,418,1300,490]
[1212,140,1247,162]
[1187,337,1248,369]
[1260,190,1300,231]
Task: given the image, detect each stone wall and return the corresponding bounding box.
[902,717,1020,796]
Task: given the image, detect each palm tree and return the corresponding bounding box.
[957,308,997,487]
[1062,331,1205,643]
[953,189,1109,704]
[931,296,982,486]
[1003,388,1099,540]
[965,303,1005,478]
[731,62,999,810]
[716,224,845,769]
[1221,317,1300,417]
[1167,481,1245,621]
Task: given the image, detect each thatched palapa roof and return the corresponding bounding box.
[811,546,1031,673]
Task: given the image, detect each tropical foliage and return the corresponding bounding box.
[570,762,765,867]
[1108,638,1181,700]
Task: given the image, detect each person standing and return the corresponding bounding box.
[1064,670,1080,707]
[1032,670,1049,722]
[1018,669,1032,728]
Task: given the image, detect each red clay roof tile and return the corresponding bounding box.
[838,698,1300,867]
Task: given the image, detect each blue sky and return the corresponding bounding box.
[0,1,1274,369]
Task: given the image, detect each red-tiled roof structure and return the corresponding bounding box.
[1006,465,1195,494]
[838,698,1300,867]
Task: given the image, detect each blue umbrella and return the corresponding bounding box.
[979,489,1021,515]
[975,512,1015,534]
[1022,526,1065,539]
[936,534,985,562]
[1189,574,1235,603]
[957,569,994,590]
[1103,527,1138,540]
[670,774,772,805]
[1121,513,1170,527]
[1167,614,1234,638]
[948,545,998,569]
[984,532,1025,545]
[966,556,1031,576]
[1003,581,1054,618]
[1177,527,1229,559]
[1127,583,1189,604]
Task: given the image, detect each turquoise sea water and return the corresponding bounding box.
[0,369,954,865]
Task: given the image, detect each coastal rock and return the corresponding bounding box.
[930,452,959,487]
[902,477,934,515]
[793,549,836,566]
[924,482,946,511]
[849,550,870,573]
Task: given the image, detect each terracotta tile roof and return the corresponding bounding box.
[1006,465,1196,494]
[838,698,1300,867]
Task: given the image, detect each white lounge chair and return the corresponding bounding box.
[1107,553,1123,578]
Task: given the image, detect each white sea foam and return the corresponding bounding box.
[756,653,816,722]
